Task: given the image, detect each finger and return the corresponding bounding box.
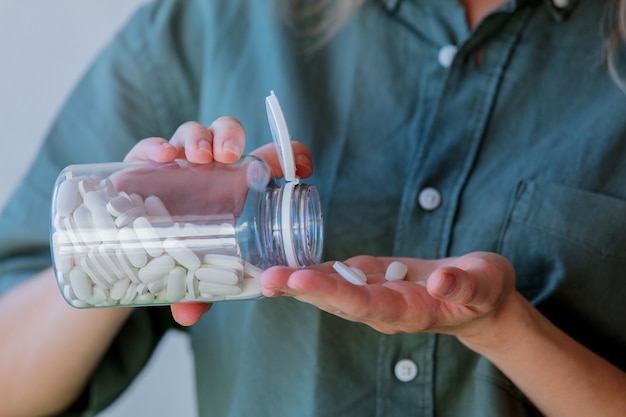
[427,254,512,310]
[170,302,212,326]
[123,137,178,162]
[207,116,245,164]
[170,121,215,164]
[251,141,313,179]
[263,267,410,322]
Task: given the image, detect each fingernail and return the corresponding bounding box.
[223,139,242,159]
[296,154,312,176]
[198,139,212,153]
[438,272,457,297]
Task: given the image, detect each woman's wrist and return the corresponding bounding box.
[456,290,536,357]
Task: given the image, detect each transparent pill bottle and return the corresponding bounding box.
[49,91,323,308]
[50,156,323,307]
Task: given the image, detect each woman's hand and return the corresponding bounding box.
[260,252,516,339]
[124,118,312,326]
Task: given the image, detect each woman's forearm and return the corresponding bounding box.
[461,292,626,417]
[0,268,132,417]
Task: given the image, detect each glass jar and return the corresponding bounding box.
[50,91,323,307]
[50,156,323,307]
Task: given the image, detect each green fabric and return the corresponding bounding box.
[1,0,625,415]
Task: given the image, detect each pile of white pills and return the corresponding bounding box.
[52,173,262,307]
[333,260,409,286]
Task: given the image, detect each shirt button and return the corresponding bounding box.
[418,187,442,211]
[553,0,569,8]
[394,359,419,382]
[438,45,458,68]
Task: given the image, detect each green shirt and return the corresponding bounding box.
[2,0,626,415]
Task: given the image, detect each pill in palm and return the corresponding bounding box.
[385,261,408,281]
[333,261,367,285]
[350,267,367,283]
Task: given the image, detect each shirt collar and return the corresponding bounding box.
[543,0,580,21]
[379,0,581,21]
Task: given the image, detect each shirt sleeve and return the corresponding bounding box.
[0,1,189,414]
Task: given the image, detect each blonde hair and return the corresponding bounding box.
[282,0,365,50]
[607,0,626,90]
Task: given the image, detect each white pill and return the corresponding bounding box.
[117,227,148,268]
[78,176,100,197]
[129,193,145,209]
[56,179,80,217]
[133,217,163,258]
[52,232,73,274]
[90,206,117,243]
[166,267,187,302]
[243,262,263,279]
[144,195,171,221]
[333,261,367,286]
[83,191,108,211]
[98,244,125,279]
[63,217,82,248]
[63,284,77,301]
[114,207,144,228]
[89,286,108,305]
[79,256,111,289]
[106,194,134,217]
[225,274,263,300]
[138,254,175,283]
[186,268,198,300]
[114,249,140,284]
[87,249,117,286]
[69,267,93,300]
[197,281,242,296]
[385,261,409,281]
[101,178,117,198]
[73,205,101,245]
[120,283,138,305]
[195,265,241,285]
[136,282,150,295]
[350,267,368,283]
[148,278,166,295]
[164,237,200,270]
[203,254,244,271]
[110,278,131,300]
[134,292,155,304]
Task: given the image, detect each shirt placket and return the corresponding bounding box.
[379,4,534,417]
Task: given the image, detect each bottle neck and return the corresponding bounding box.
[257,182,323,268]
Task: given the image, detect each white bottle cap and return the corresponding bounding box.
[265,91,299,267]
[265,91,298,183]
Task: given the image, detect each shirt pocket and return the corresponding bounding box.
[497,180,626,370]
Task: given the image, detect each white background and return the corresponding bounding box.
[0,1,197,416]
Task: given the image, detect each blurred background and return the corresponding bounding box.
[0,1,197,415]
